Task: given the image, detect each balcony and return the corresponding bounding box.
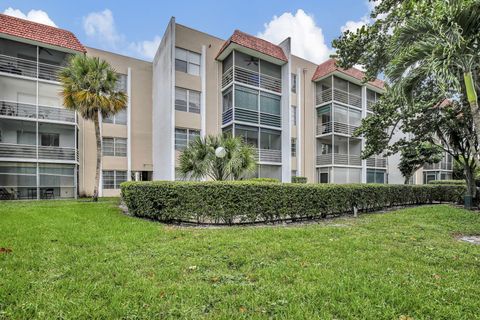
[316,88,362,108]
[0,143,77,162]
[254,148,281,163]
[222,107,281,128]
[316,121,359,136]
[423,162,453,170]
[222,66,282,93]
[0,54,64,82]
[366,156,387,168]
[0,100,76,124]
[316,153,362,166]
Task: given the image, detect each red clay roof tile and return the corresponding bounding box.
[217,30,287,62]
[0,14,86,53]
[312,58,384,89]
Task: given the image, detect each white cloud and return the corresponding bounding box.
[82,9,160,60]
[341,16,370,33]
[257,9,333,64]
[3,7,57,27]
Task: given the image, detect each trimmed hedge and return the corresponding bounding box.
[429,180,466,185]
[121,182,465,225]
[292,176,307,183]
[246,178,280,183]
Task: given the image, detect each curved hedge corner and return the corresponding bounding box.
[121,182,465,225]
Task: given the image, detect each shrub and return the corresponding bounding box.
[292,176,307,183]
[121,182,465,225]
[429,180,466,185]
[246,178,280,183]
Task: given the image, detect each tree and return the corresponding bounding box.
[59,55,127,201]
[178,134,256,181]
[398,142,444,184]
[334,0,480,202]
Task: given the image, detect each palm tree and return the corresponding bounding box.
[386,0,480,144]
[178,134,256,181]
[59,55,127,201]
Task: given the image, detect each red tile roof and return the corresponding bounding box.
[312,58,384,89]
[217,30,287,62]
[0,14,86,53]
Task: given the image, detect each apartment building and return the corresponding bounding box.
[0,14,452,199]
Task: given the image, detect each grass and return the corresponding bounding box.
[0,200,480,319]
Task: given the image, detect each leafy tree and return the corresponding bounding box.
[59,55,127,201]
[398,142,444,184]
[335,0,480,201]
[178,134,256,181]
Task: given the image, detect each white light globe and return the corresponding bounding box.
[215,147,227,158]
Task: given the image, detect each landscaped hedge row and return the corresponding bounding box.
[121,182,466,224]
[429,180,466,185]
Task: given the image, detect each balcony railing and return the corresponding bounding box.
[423,162,453,170]
[366,156,387,168]
[0,100,76,123]
[316,121,359,136]
[315,87,362,108]
[0,54,64,82]
[222,66,282,93]
[316,153,362,166]
[0,143,77,161]
[256,148,281,163]
[222,107,281,128]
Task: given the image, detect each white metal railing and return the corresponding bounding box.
[316,88,333,105]
[0,143,77,161]
[222,108,233,125]
[367,156,387,168]
[0,54,64,82]
[258,148,282,163]
[0,100,76,123]
[316,153,362,166]
[233,107,281,128]
[315,121,359,136]
[423,162,453,170]
[333,88,362,108]
[222,66,282,93]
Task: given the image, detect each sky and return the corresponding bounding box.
[0,0,378,63]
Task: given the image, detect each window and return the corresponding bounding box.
[260,128,281,150]
[291,170,297,177]
[291,138,297,157]
[175,47,200,76]
[367,169,386,184]
[102,170,127,189]
[102,137,127,157]
[291,106,297,126]
[235,125,259,147]
[103,109,127,125]
[222,88,233,112]
[115,73,127,92]
[40,133,59,147]
[291,73,297,93]
[260,92,281,115]
[235,86,258,111]
[175,128,200,151]
[175,87,200,113]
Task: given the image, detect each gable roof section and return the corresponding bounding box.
[0,14,86,53]
[216,30,288,62]
[312,58,384,89]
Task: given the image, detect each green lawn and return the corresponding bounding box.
[1,200,480,319]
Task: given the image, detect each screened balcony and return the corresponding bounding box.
[0,75,76,123]
[315,76,362,108]
[0,162,75,200]
[0,38,70,82]
[366,156,388,168]
[221,51,282,93]
[423,153,453,171]
[222,85,281,127]
[367,89,382,112]
[316,136,361,166]
[0,119,77,161]
[234,124,282,163]
[316,104,361,136]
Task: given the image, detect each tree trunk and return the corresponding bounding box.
[92,111,102,202]
[464,162,476,201]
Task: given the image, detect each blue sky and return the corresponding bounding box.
[0,0,376,62]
